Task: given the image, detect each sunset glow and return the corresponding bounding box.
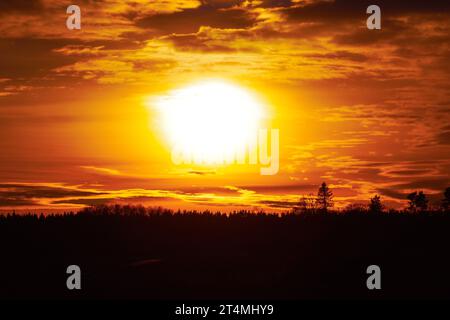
[0,0,449,212]
[152,80,264,164]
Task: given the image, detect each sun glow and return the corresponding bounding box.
[152,80,265,164]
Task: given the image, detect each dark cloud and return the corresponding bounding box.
[136,6,258,34]
[276,0,450,46]
[384,178,450,193]
[51,198,111,206]
[281,0,368,23]
[200,0,244,9]
[187,170,217,175]
[258,200,297,209]
[239,184,317,194]
[115,196,174,202]
[0,37,151,80]
[331,18,417,46]
[377,188,407,200]
[436,130,450,145]
[304,50,368,62]
[0,184,104,199]
[51,196,171,206]
[378,185,446,205]
[0,198,38,207]
[0,38,80,78]
[163,34,238,52]
[385,169,434,177]
[174,186,239,196]
[0,183,105,207]
[282,0,450,24]
[257,0,293,8]
[0,0,43,15]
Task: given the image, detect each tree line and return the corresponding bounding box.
[293,182,450,214]
[1,183,449,219]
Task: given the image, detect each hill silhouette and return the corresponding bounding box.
[1,204,450,299]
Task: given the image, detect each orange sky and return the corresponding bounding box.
[1,0,449,212]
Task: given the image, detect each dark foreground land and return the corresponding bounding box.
[1,206,450,300]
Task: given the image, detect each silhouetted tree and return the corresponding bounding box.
[369,195,383,214]
[294,194,317,214]
[442,187,450,212]
[316,182,333,212]
[407,191,428,213]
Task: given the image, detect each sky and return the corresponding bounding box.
[0,0,449,212]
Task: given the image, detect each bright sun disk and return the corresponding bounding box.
[152,80,265,164]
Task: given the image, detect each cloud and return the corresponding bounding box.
[174,186,241,196]
[282,0,450,24]
[0,183,104,207]
[258,199,298,209]
[435,130,450,145]
[0,38,80,78]
[51,198,112,206]
[80,166,121,176]
[0,183,103,198]
[0,0,43,15]
[389,178,450,192]
[238,184,317,194]
[162,33,239,52]
[0,182,308,211]
[0,198,38,207]
[51,195,172,206]
[135,5,258,34]
[304,51,369,62]
[257,0,294,9]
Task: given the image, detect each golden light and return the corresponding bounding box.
[152,79,265,164]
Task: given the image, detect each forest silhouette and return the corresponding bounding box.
[1,183,450,299]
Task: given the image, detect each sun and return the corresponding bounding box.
[152,79,265,164]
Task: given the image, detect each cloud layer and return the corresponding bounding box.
[0,0,449,211]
